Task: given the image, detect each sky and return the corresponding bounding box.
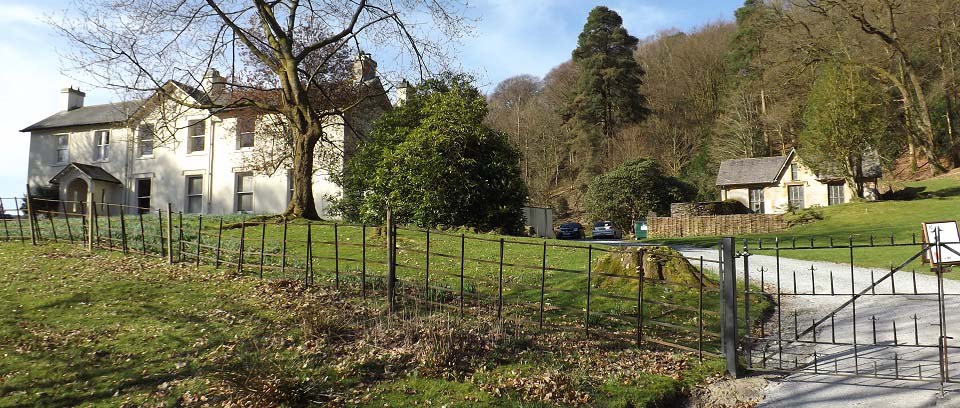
[0,0,744,199]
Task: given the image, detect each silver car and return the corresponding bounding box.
[591,221,623,239]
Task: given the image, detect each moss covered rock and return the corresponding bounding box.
[592,246,716,289]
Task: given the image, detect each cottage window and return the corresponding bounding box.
[749,188,764,214]
[788,185,805,209]
[136,178,151,214]
[828,183,845,206]
[187,119,205,153]
[94,130,110,161]
[185,175,203,213]
[235,172,254,212]
[790,163,799,181]
[237,117,255,149]
[138,124,154,157]
[55,134,69,164]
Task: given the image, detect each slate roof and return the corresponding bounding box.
[21,101,142,132]
[49,162,122,185]
[716,155,791,187]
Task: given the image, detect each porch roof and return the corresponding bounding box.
[49,163,122,185]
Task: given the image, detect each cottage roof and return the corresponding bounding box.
[20,101,142,132]
[716,154,792,187]
[49,162,122,185]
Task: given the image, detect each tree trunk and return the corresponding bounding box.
[285,129,320,220]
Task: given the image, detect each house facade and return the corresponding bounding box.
[21,56,393,216]
[716,150,880,214]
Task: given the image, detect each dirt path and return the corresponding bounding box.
[678,247,960,407]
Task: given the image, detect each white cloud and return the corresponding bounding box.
[0,4,45,26]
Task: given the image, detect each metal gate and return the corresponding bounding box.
[720,235,960,385]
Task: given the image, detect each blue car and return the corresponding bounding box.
[556,222,586,240]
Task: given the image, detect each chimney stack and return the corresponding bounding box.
[396,80,412,105]
[62,87,85,111]
[353,53,377,82]
[202,68,225,103]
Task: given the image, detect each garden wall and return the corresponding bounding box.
[648,214,789,238]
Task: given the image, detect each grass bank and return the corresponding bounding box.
[0,242,738,407]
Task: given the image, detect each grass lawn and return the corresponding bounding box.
[646,176,960,277]
[0,242,734,407]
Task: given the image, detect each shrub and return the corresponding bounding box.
[585,159,695,228]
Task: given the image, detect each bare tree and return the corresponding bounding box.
[53,0,469,219]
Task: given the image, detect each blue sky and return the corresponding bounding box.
[0,0,743,198]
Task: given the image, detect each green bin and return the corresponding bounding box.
[634,220,647,239]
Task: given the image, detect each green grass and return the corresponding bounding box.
[0,242,730,407]
[646,176,960,276]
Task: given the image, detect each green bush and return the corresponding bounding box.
[585,159,695,229]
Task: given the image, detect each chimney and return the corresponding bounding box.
[396,80,412,105]
[353,53,377,82]
[202,68,225,103]
[61,87,85,111]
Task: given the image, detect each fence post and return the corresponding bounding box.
[334,223,340,289]
[24,187,36,245]
[138,211,146,254]
[215,218,223,268]
[165,203,173,263]
[424,228,430,303]
[637,248,646,346]
[238,219,247,275]
[586,245,594,337]
[306,223,313,286]
[195,214,202,267]
[177,212,184,262]
[361,224,367,299]
[498,238,504,327]
[281,218,288,279]
[14,197,25,245]
[157,209,164,257]
[540,241,547,331]
[259,222,266,279]
[85,193,94,249]
[460,233,465,319]
[105,203,113,248]
[62,201,73,243]
[720,237,740,378]
[386,207,396,314]
[119,206,128,254]
[48,207,58,243]
[92,200,100,248]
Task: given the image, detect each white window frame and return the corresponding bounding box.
[828,183,845,206]
[93,130,110,161]
[236,117,255,149]
[235,172,254,213]
[788,185,805,210]
[136,178,151,214]
[790,163,799,181]
[138,124,154,157]
[54,134,69,164]
[748,187,764,214]
[185,175,203,214]
[187,119,206,153]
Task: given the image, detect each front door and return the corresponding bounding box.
[136,179,151,214]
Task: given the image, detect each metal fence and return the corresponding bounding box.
[3,195,734,361]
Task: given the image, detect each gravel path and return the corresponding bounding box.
[678,246,960,407]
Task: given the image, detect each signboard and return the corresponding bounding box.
[922,221,960,267]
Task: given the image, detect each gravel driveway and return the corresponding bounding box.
[678,246,960,407]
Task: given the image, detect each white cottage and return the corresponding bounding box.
[21,55,394,216]
[716,150,880,214]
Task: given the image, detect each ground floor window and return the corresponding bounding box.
[235,172,253,212]
[136,178,151,214]
[185,175,203,213]
[748,188,764,214]
[828,183,845,206]
[788,185,805,210]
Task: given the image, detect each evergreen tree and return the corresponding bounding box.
[568,6,649,176]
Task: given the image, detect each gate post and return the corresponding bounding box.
[386,206,396,314]
[720,237,740,377]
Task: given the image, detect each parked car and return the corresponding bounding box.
[591,221,623,239]
[556,222,586,240]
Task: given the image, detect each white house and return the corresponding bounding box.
[21,55,394,216]
[716,150,880,214]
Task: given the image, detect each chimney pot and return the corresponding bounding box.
[202,68,225,103]
[353,53,377,82]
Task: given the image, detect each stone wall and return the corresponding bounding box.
[648,214,789,238]
[669,201,749,217]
